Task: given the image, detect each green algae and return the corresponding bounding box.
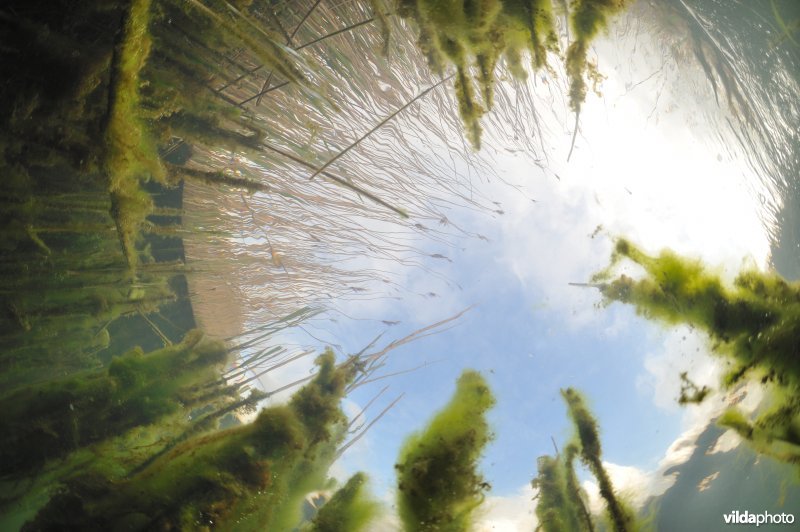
[395,0,631,149]
[104,0,163,269]
[532,449,593,532]
[594,239,800,388]
[593,239,800,468]
[563,388,636,531]
[22,349,359,530]
[395,370,495,531]
[305,472,381,532]
[678,371,711,405]
[565,0,629,113]
[0,330,226,478]
[533,388,636,532]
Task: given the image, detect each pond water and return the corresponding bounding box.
[0,0,798,530]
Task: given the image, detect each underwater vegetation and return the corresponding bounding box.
[22,350,359,530]
[304,472,381,532]
[0,329,226,478]
[395,0,631,149]
[592,239,800,467]
[395,370,495,531]
[532,447,593,532]
[533,388,636,532]
[5,0,790,529]
[1,0,315,251]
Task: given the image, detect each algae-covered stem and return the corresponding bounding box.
[534,388,635,532]
[104,0,160,270]
[563,388,635,532]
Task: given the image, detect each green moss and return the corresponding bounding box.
[594,239,800,468]
[23,349,360,530]
[396,0,630,148]
[395,370,495,531]
[103,0,163,269]
[532,451,591,532]
[0,330,225,477]
[562,388,636,532]
[306,472,380,532]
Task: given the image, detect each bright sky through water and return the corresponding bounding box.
[255,3,786,528]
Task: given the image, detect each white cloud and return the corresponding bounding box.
[582,461,662,515]
[636,326,723,412]
[474,484,539,532]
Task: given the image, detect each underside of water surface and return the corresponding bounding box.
[1,0,799,530]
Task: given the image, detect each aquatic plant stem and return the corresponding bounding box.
[254,0,323,107]
[261,141,409,217]
[567,110,580,161]
[307,75,454,181]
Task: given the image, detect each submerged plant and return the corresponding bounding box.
[532,448,593,532]
[395,0,631,149]
[23,349,359,530]
[562,388,636,531]
[533,388,634,532]
[590,239,800,466]
[564,0,629,159]
[305,472,381,532]
[395,370,495,531]
[0,329,226,478]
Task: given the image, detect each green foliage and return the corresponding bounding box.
[395,0,631,148]
[533,389,636,532]
[562,388,636,532]
[24,349,358,530]
[395,370,495,531]
[565,0,629,113]
[594,239,800,467]
[0,330,225,477]
[532,446,593,532]
[306,472,381,532]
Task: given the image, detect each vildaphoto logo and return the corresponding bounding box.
[723,510,795,526]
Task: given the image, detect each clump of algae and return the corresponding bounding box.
[395,0,631,149]
[104,0,163,269]
[0,329,226,478]
[533,388,636,532]
[565,0,629,113]
[533,449,591,531]
[395,369,495,531]
[593,238,800,467]
[305,472,381,532]
[23,349,359,530]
